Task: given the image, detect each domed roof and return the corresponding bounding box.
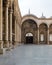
[22,14,38,19]
[50,16,52,18]
[22,9,38,19]
[41,13,46,18]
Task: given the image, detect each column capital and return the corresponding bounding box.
[5,0,10,7]
[38,27,39,30]
[48,27,49,30]
[6,4,9,8]
[37,25,39,29]
[48,25,49,28]
[9,9,13,14]
[38,25,39,28]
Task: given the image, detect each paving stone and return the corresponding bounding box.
[0,45,52,65]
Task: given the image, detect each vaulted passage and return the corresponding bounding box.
[21,19,38,44]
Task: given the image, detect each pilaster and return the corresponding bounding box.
[48,26,49,45]
[38,26,39,45]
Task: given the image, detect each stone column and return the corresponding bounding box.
[38,26,39,45]
[5,3,9,48]
[0,0,3,48]
[15,20,17,45]
[9,0,13,47]
[10,8,13,47]
[0,0,3,54]
[48,26,49,45]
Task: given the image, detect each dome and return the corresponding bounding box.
[22,14,38,19]
[41,13,46,18]
[50,16,52,18]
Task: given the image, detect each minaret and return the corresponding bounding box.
[41,13,46,18]
[29,9,30,15]
[42,13,43,17]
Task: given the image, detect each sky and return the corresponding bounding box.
[19,0,52,18]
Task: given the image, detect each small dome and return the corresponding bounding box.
[41,16,46,18]
[23,14,38,19]
[50,16,52,18]
[41,13,46,18]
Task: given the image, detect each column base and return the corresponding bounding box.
[0,49,3,54]
[16,41,22,46]
[14,41,17,45]
[3,41,11,51]
[9,41,12,48]
[3,41,9,48]
[0,40,3,48]
[38,41,39,45]
[0,41,4,54]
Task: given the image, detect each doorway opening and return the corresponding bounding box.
[25,33,33,44]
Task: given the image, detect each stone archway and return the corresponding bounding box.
[21,19,38,44]
[49,24,52,44]
[39,23,48,44]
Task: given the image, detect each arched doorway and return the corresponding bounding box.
[21,19,38,44]
[25,33,33,44]
[39,23,48,44]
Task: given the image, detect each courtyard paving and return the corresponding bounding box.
[0,45,52,65]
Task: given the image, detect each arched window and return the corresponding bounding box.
[26,33,33,37]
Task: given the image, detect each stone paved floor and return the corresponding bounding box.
[0,45,52,65]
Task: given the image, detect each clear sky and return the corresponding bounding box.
[19,0,52,18]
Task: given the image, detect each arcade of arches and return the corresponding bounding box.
[0,0,21,52]
[21,18,52,45]
[0,0,52,53]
